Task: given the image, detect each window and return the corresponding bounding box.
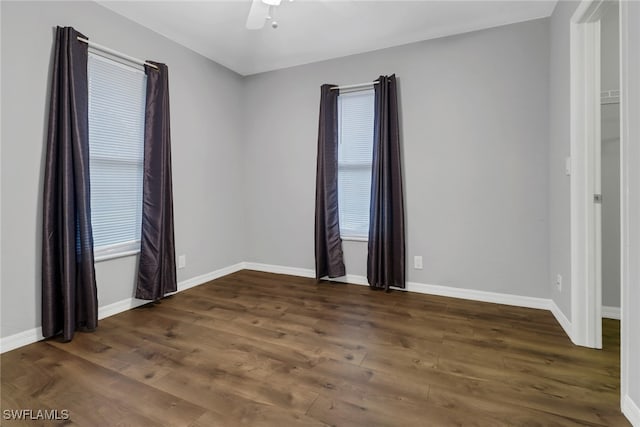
[337,89,375,240]
[88,53,146,260]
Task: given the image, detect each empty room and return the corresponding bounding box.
[1,0,640,426]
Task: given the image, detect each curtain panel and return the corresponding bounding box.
[314,84,346,279]
[42,26,98,341]
[135,62,178,300]
[367,75,406,290]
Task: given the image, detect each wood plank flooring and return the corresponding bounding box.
[0,270,629,426]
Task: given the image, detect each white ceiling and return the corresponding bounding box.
[98,1,558,76]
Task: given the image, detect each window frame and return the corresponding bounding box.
[337,88,375,241]
[87,51,146,262]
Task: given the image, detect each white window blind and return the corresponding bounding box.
[88,53,146,259]
[338,89,375,239]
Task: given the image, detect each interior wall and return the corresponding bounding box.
[243,18,550,299]
[548,0,580,320]
[0,1,245,338]
[600,3,620,309]
[601,3,621,92]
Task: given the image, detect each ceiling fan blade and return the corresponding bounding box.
[246,0,270,30]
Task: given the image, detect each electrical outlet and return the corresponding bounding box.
[178,255,186,269]
[555,274,562,291]
[414,256,423,270]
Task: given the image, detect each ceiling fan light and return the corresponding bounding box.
[261,0,281,6]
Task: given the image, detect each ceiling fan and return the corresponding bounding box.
[246,0,291,30]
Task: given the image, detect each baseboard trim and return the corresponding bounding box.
[0,327,44,354]
[405,280,551,310]
[243,262,315,280]
[602,305,621,320]
[549,300,574,342]
[0,262,246,354]
[177,262,246,292]
[244,263,372,287]
[244,262,555,312]
[622,395,640,427]
[98,298,148,320]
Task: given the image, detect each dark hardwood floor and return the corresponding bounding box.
[1,270,629,426]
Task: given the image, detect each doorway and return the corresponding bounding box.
[569,0,614,350]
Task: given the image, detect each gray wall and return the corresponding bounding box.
[600,4,620,309]
[601,3,620,93]
[548,0,579,319]
[243,18,550,298]
[0,1,245,338]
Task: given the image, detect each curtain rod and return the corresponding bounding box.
[77,37,159,70]
[330,81,379,91]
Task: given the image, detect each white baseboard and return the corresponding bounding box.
[623,395,640,427]
[98,298,148,320]
[0,262,246,354]
[96,263,247,322]
[244,262,554,311]
[602,305,621,320]
[177,262,246,292]
[0,327,44,354]
[243,262,314,280]
[405,280,551,310]
[244,263,371,286]
[344,274,368,286]
[549,300,574,342]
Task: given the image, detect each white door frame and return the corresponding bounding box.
[569,0,611,349]
[571,1,636,421]
[619,0,636,419]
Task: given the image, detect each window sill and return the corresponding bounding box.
[341,235,368,242]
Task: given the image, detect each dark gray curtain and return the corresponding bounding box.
[315,84,346,279]
[367,75,406,290]
[135,62,177,300]
[42,26,98,341]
